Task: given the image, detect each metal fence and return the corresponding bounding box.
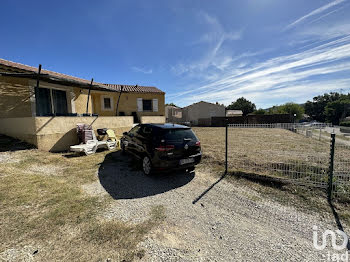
[225,123,350,200]
[227,123,332,129]
[333,140,350,200]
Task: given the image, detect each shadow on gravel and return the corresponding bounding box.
[98,151,195,200]
[192,170,286,204]
[328,199,350,250]
[192,173,226,204]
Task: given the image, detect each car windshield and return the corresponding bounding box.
[162,129,197,142]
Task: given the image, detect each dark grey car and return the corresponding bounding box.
[121,123,202,175]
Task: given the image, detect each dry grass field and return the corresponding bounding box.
[193,127,329,167]
[193,127,350,194]
[0,137,165,261]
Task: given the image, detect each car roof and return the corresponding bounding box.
[143,123,190,129]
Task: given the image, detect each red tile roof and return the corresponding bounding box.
[0,58,164,94]
[101,83,164,93]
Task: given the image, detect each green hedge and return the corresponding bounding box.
[340,121,350,127]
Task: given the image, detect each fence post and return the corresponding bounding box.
[328,133,336,200]
[319,128,321,141]
[225,118,228,174]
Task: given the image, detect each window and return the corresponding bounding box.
[140,126,152,136]
[143,99,152,111]
[143,126,152,134]
[35,87,68,116]
[137,98,158,112]
[104,98,111,109]
[161,129,197,142]
[52,89,68,116]
[36,87,52,116]
[129,125,140,136]
[101,96,113,111]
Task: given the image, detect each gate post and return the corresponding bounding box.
[225,122,228,174]
[328,133,336,200]
[225,116,228,174]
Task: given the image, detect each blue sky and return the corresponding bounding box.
[1,0,350,108]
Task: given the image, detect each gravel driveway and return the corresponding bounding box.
[91,151,348,261]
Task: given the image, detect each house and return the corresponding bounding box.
[165,105,182,123]
[226,110,243,117]
[181,101,225,126]
[0,58,165,151]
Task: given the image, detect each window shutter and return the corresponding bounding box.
[137,98,143,112]
[152,99,158,112]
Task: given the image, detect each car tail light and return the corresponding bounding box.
[195,141,201,146]
[155,145,175,151]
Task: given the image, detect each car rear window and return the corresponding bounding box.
[162,129,197,142]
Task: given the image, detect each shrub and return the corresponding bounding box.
[340,121,350,127]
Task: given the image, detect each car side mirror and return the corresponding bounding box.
[123,132,128,136]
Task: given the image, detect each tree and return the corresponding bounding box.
[268,102,304,120]
[165,103,178,107]
[253,108,266,115]
[227,97,256,116]
[325,99,350,125]
[304,92,348,122]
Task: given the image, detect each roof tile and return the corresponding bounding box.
[0,58,164,94]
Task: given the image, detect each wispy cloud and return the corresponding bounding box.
[307,4,348,25]
[131,66,152,74]
[299,22,350,40]
[284,0,347,31]
[171,11,242,78]
[168,35,350,108]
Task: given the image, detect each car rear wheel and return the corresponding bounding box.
[142,156,152,175]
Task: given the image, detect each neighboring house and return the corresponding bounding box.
[165,105,182,123]
[181,101,225,126]
[0,58,165,151]
[226,110,243,117]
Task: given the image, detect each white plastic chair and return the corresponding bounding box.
[70,129,117,155]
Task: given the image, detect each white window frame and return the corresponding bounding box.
[101,95,113,111]
[137,98,143,112]
[152,98,158,112]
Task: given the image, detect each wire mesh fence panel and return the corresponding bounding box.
[333,141,350,200]
[227,125,331,189]
[228,123,333,142]
[228,123,332,129]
